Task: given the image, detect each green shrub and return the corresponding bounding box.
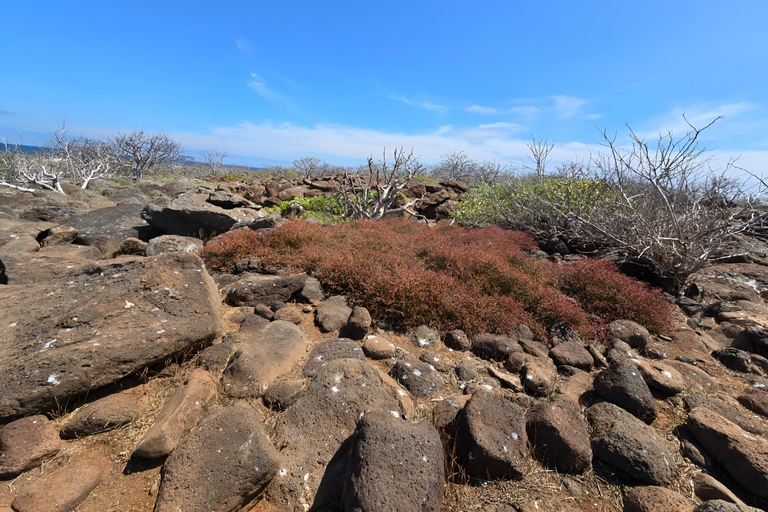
[277,195,344,223]
[201,219,671,338]
[453,175,613,237]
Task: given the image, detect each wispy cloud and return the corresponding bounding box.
[389,95,448,114]
[465,96,592,119]
[466,105,499,114]
[633,102,761,141]
[551,95,590,119]
[236,38,254,55]
[247,73,294,107]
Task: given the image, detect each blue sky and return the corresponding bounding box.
[2,1,767,173]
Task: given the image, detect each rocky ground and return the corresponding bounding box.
[1,175,768,512]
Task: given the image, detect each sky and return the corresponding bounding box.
[1,1,767,175]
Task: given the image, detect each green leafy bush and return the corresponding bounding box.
[453,175,613,237]
[202,219,671,338]
[277,195,344,223]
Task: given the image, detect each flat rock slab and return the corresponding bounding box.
[155,402,279,512]
[64,203,158,257]
[267,358,413,512]
[61,386,149,439]
[0,218,55,248]
[687,407,768,499]
[0,415,62,478]
[12,456,111,512]
[133,368,218,458]
[526,397,591,474]
[343,412,445,512]
[457,390,528,480]
[685,394,768,437]
[223,321,307,397]
[141,193,268,237]
[225,274,307,307]
[0,252,222,421]
[587,402,675,485]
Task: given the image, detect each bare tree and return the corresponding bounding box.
[433,151,475,182]
[525,136,554,179]
[111,130,183,179]
[293,156,323,179]
[49,125,117,189]
[543,116,767,291]
[0,140,63,193]
[200,148,229,176]
[339,147,426,220]
[0,124,117,193]
[472,160,508,185]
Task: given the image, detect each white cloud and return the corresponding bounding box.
[171,118,767,175]
[552,95,590,119]
[390,95,448,114]
[465,97,592,119]
[466,105,499,114]
[247,73,294,107]
[635,102,761,140]
[236,38,254,55]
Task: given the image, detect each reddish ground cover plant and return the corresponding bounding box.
[202,219,671,338]
[555,258,672,334]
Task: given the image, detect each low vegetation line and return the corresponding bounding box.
[202,219,671,339]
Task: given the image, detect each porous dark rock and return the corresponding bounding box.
[472,333,523,361]
[594,363,658,423]
[361,335,397,359]
[266,358,413,511]
[342,305,372,340]
[273,305,303,324]
[154,402,280,512]
[526,397,592,474]
[0,415,62,478]
[303,338,366,378]
[315,295,352,332]
[410,324,441,349]
[142,193,273,236]
[223,320,306,397]
[225,273,308,307]
[631,359,685,395]
[64,203,158,257]
[61,386,149,439]
[420,350,450,372]
[342,412,445,512]
[549,340,593,371]
[456,390,529,480]
[684,393,768,436]
[390,359,444,398]
[263,379,307,411]
[445,329,470,351]
[133,369,218,458]
[11,456,111,512]
[145,234,204,256]
[587,402,675,485]
[687,407,768,498]
[523,357,558,397]
[609,319,653,349]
